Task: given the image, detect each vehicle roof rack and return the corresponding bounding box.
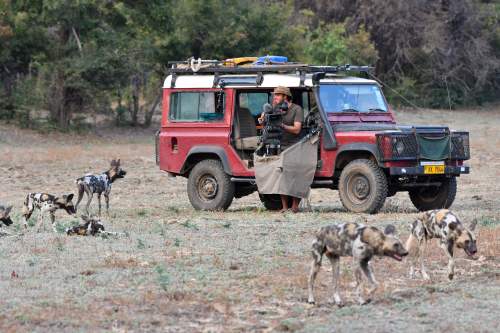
[167,58,373,76]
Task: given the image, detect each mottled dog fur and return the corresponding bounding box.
[75,159,127,216]
[0,205,14,227]
[307,222,408,306]
[66,215,105,236]
[22,193,76,232]
[406,209,477,280]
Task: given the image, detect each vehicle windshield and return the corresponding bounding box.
[319,84,388,113]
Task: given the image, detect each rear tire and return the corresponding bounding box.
[409,177,457,211]
[187,159,234,211]
[338,159,388,214]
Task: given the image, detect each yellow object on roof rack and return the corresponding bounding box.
[223,57,258,67]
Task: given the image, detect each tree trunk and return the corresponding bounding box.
[143,92,162,128]
[130,74,140,126]
[48,67,70,130]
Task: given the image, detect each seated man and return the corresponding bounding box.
[258,86,304,212]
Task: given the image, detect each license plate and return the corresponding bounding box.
[424,165,445,174]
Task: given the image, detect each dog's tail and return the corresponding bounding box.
[75,178,85,211]
[22,193,31,216]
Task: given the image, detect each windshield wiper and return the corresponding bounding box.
[341,108,360,113]
[367,108,387,113]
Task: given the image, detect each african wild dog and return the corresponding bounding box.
[66,215,105,236]
[22,193,76,232]
[0,205,14,227]
[307,222,408,306]
[406,209,477,281]
[75,159,127,216]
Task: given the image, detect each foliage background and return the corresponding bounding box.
[0,0,498,130]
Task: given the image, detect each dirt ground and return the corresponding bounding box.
[0,108,499,332]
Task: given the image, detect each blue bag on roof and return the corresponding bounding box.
[254,56,288,65]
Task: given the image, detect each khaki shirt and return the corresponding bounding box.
[281,103,304,148]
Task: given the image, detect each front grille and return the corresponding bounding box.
[377,134,417,161]
[377,131,470,161]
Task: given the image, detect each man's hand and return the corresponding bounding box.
[281,121,302,135]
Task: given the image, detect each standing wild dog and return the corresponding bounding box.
[0,205,14,227]
[75,159,127,216]
[307,223,408,306]
[22,193,76,232]
[406,209,477,281]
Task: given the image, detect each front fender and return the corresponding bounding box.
[181,145,232,174]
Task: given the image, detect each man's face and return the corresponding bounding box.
[272,93,286,106]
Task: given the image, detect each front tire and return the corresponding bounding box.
[187,159,234,211]
[338,159,388,214]
[409,177,457,211]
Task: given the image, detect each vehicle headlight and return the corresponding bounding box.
[395,141,405,155]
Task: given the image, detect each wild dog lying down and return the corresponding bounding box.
[406,209,477,281]
[75,159,127,216]
[0,205,14,227]
[66,215,104,236]
[307,222,408,306]
[23,193,76,232]
[66,215,123,237]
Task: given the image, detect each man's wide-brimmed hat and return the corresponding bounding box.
[273,86,292,97]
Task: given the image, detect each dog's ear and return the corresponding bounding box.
[66,193,74,202]
[110,159,117,166]
[116,158,121,166]
[469,219,478,231]
[384,224,396,236]
[4,205,13,216]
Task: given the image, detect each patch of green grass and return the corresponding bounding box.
[137,238,146,249]
[166,206,180,214]
[477,217,500,228]
[137,209,147,217]
[155,265,171,291]
[181,220,199,231]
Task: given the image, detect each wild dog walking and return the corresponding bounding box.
[75,159,127,216]
[307,222,408,306]
[22,193,76,232]
[406,209,477,280]
[0,205,14,227]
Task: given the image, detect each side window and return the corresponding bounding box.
[169,91,225,122]
[238,92,270,116]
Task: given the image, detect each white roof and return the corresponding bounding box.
[163,73,378,89]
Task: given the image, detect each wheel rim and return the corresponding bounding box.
[198,174,218,201]
[346,173,372,204]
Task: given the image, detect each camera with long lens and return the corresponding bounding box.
[258,102,287,156]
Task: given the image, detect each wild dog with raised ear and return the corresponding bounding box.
[22,193,76,232]
[66,215,105,236]
[406,209,477,281]
[307,222,408,306]
[75,159,127,216]
[0,205,14,227]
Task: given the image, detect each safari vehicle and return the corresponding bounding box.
[156,57,470,213]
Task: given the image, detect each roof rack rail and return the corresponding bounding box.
[167,58,373,75]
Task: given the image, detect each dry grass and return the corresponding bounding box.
[1,108,500,332]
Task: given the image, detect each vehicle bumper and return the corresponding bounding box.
[389,165,470,176]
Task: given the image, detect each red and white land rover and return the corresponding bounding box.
[156,59,470,213]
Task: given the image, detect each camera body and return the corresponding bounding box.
[258,102,288,156]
